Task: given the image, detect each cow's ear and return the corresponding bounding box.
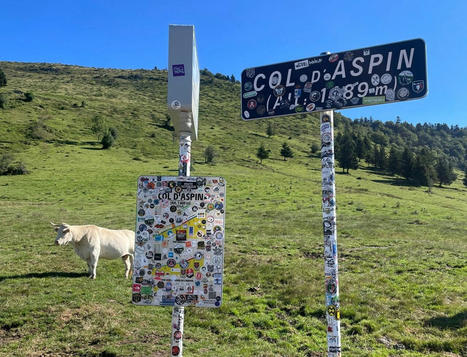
[51,222,60,231]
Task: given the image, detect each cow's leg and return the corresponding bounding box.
[89,252,99,279]
[129,254,134,278]
[86,259,92,277]
[122,255,131,279]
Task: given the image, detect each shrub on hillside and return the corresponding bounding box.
[91,115,106,139]
[0,153,28,175]
[266,122,275,137]
[310,142,319,155]
[0,93,7,109]
[24,92,34,102]
[109,127,118,140]
[0,68,7,87]
[204,146,216,164]
[25,119,53,141]
[101,130,115,149]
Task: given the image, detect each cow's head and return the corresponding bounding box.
[51,222,73,246]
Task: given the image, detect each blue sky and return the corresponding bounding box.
[1,0,466,126]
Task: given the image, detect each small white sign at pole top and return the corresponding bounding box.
[168,24,200,140]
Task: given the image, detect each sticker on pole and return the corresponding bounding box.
[241,38,427,120]
[132,176,226,308]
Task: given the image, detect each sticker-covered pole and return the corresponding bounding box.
[320,110,341,356]
[171,132,191,357]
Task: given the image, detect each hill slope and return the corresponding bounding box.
[0,62,466,356]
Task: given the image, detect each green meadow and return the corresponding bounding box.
[0,62,466,356]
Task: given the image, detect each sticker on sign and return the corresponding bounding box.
[241,38,427,120]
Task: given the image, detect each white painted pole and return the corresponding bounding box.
[170,132,191,357]
[320,111,341,356]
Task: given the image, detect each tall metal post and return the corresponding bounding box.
[320,111,341,356]
[170,132,191,357]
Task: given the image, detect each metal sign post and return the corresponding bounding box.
[241,38,428,356]
[320,110,341,356]
[171,132,192,357]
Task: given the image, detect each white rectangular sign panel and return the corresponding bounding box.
[132,176,226,308]
[168,25,200,139]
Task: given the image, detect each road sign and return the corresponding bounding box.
[241,38,427,120]
[133,176,226,308]
[168,25,200,139]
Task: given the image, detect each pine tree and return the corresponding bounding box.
[412,148,437,187]
[373,145,387,169]
[436,158,457,187]
[354,135,365,161]
[372,145,381,168]
[400,147,414,180]
[266,122,275,137]
[101,130,115,149]
[364,139,373,164]
[204,146,216,163]
[0,68,7,87]
[463,168,467,187]
[336,132,358,173]
[256,144,269,164]
[280,142,294,161]
[387,147,401,175]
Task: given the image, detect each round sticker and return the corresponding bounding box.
[171,100,181,110]
[329,54,339,63]
[273,85,286,97]
[397,87,410,99]
[247,99,257,110]
[310,91,321,102]
[381,73,392,84]
[299,74,308,82]
[306,103,316,112]
[243,81,253,91]
[398,70,413,85]
[167,259,176,268]
[371,74,380,86]
[385,89,395,101]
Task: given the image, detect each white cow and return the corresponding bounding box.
[52,222,135,279]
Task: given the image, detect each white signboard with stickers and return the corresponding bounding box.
[132,176,226,308]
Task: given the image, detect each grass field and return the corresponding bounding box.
[0,62,466,356]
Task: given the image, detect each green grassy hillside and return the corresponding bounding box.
[0,62,466,356]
